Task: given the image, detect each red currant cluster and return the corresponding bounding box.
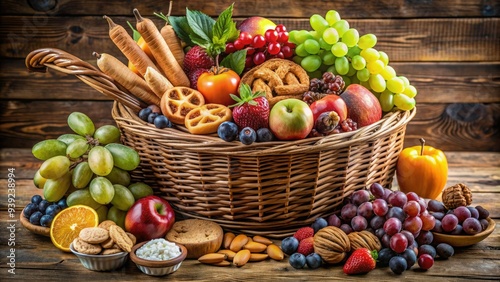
[225,24,296,70]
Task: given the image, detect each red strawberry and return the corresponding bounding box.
[183,46,214,74]
[343,248,378,275]
[188,68,209,90]
[296,237,315,256]
[293,226,314,242]
[230,83,269,131]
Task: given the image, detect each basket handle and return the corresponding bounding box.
[25,48,145,112]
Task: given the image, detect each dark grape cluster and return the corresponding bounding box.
[309,72,345,95]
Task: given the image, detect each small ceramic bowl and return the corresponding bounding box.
[69,243,129,271]
[130,241,187,276]
[432,217,496,247]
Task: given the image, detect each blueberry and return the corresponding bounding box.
[29,211,43,225]
[217,121,239,142]
[311,217,328,233]
[418,244,437,259]
[45,204,62,217]
[138,107,152,122]
[153,115,173,129]
[389,256,407,274]
[280,236,299,255]
[289,252,306,269]
[436,243,454,259]
[31,195,43,205]
[305,253,322,269]
[147,112,159,124]
[40,214,54,227]
[57,198,68,209]
[23,203,38,218]
[38,200,51,214]
[399,248,417,270]
[239,127,257,145]
[256,128,275,142]
[377,247,396,267]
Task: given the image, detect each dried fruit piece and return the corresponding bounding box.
[348,230,381,251]
[267,244,284,261]
[229,234,249,252]
[198,253,227,264]
[233,249,251,267]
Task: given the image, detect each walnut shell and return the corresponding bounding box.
[313,226,350,264]
[347,231,381,252]
[442,183,472,209]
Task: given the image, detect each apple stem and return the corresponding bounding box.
[419,138,425,155]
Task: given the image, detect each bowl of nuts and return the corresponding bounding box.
[130,238,188,276]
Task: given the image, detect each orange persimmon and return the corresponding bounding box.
[396,138,448,199]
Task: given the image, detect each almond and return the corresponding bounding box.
[233,249,251,267]
[223,232,235,249]
[217,249,236,261]
[249,253,269,262]
[198,253,227,264]
[253,235,273,245]
[267,244,284,261]
[229,234,249,252]
[211,260,231,267]
[243,241,267,253]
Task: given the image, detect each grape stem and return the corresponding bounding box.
[419,138,425,155]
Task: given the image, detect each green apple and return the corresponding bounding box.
[269,99,314,140]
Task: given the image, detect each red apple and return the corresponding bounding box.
[237,16,277,36]
[125,195,175,242]
[269,98,314,140]
[340,84,382,127]
[310,94,348,123]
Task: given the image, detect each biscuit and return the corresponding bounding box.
[109,225,133,253]
[98,220,117,231]
[160,86,206,124]
[184,104,232,135]
[79,227,109,244]
[101,248,123,255]
[72,237,102,255]
[100,236,115,249]
[126,232,137,246]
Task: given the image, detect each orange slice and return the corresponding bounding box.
[50,205,99,252]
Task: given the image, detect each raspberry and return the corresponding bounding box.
[293,227,314,242]
[296,237,315,256]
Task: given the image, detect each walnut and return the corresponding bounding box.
[441,183,472,209]
[348,231,381,252]
[313,226,350,264]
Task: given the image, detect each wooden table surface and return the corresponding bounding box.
[1,148,498,281]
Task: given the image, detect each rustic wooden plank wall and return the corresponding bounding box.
[1,0,499,150]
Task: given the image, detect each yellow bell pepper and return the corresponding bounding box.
[396,138,448,199]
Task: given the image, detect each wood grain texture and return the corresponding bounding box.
[1,0,499,17]
[0,149,498,281]
[1,16,498,61]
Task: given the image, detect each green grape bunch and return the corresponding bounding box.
[31,112,149,220]
[289,10,417,112]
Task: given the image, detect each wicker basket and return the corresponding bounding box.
[26,48,416,238]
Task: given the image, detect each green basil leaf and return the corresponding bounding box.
[213,4,239,44]
[220,49,247,75]
[186,8,215,45]
[167,16,194,46]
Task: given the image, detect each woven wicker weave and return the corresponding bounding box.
[26,48,416,238]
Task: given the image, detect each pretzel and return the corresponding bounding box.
[160,86,205,124]
[184,104,232,135]
[241,59,310,106]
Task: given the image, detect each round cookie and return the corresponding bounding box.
[79,227,109,244]
[72,237,102,255]
[109,225,133,252]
